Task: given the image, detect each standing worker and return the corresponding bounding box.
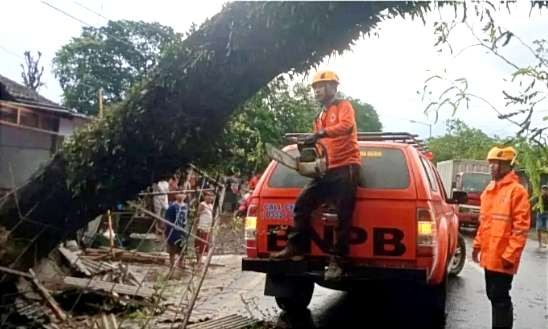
[271,70,361,281]
[472,146,530,329]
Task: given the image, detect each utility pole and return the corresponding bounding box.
[409,119,432,138]
[98,88,104,118]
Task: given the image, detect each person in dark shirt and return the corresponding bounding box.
[164,193,188,268]
[536,185,548,248]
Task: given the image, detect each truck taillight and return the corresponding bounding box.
[417,208,436,256]
[244,199,258,257]
[245,199,258,241]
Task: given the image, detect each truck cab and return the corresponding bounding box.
[241,133,466,326]
[437,159,490,229]
[454,171,491,228]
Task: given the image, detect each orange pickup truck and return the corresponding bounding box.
[241,132,466,326]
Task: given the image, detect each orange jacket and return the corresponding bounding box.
[473,171,530,274]
[314,99,361,170]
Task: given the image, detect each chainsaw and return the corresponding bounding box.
[265,134,327,178]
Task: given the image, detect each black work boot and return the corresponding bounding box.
[270,243,305,261]
[324,256,343,281]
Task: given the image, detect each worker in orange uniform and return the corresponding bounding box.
[472,146,530,329]
[271,70,361,281]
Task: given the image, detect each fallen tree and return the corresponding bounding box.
[0,2,431,268]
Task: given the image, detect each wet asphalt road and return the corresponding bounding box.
[271,230,548,329]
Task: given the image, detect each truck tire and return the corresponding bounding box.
[275,279,314,313]
[448,234,466,277]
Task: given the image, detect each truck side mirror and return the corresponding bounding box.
[448,191,468,204]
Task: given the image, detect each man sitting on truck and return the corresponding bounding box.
[270,70,361,281]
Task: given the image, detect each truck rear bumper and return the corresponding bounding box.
[242,257,427,282]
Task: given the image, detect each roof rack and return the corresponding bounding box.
[357,132,429,153]
[284,132,430,153]
[284,131,429,152]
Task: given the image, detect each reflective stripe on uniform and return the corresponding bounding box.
[511,229,528,236]
[492,213,511,221]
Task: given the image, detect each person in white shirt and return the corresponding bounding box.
[153,178,169,233]
[195,191,214,264]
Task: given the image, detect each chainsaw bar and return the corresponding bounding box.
[265,143,298,170]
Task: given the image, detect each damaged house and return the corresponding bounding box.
[0,74,89,195]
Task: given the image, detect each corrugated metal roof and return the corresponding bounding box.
[0,74,88,119]
[0,74,61,108]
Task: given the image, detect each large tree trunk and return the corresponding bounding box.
[0,2,429,268]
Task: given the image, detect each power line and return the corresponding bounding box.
[73,1,110,22]
[41,0,149,58]
[38,0,132,109]
[0,45,23,61]
[40,0,93,27]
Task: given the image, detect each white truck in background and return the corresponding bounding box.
[437,159,491,228]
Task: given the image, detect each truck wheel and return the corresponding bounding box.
[275,279,314,313]
[448,234,466,277]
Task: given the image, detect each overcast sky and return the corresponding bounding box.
[1,1,546,140]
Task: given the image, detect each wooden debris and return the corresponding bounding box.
[96,313,118,329]
[14,297,49,323]
[84,248,169,265]
[59,246,117,276]
[187,314,260,329]
[29,269,67,322]
[63,276,154,298]
[0,264,33,278]
[0,265,66,322]
[58,246,92,276]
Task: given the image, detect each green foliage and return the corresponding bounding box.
[53,20,180,115]
[0,2,433,265]
[427,119,499,162]
[216,78,317,174]
[422,2,548,200]
[215,79,383,175]
[517,140,548,210]
[348,97,382,132]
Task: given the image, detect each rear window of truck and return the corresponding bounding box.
[268,147,410,189]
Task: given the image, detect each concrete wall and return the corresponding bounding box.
[0,125,56,189]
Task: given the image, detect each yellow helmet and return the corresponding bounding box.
[486,146,517,164]
[311,70,339,87]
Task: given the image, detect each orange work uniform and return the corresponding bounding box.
[314,99,360,170]
[473,171,530,275]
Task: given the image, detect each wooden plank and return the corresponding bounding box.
[58,246,92,276]
[0,265,33,278]
[96,313,118,329]
[29,269,67,322]
[83,248,169,265]
[63,276,154,298]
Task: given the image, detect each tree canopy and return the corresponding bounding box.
[218,80,382,175]
[53,20,180,115]
[427,119,499,162]
[421,2,548,193]
[0,2,430,267]
[348,97,382,132]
